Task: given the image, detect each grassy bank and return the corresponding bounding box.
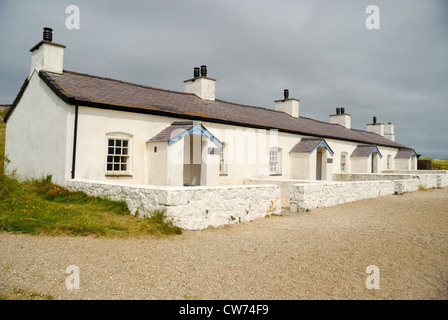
[0,117,181,237]
[0,174,181,237]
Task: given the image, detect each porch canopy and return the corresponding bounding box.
[395,148,417,159]
[290,138,334,156]
[351,145,383,158]
[148,121,222,148]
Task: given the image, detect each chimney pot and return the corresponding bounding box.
[284,89,289,100]
[336,107,341,115]
[373,116,377,125]
[193,67,200,78]
[43,27,53,42]
[200,65,207,77]
[341,107,345,114]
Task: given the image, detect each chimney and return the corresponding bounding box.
[367,116,385,136]
[329,107,351,129]
[29,27,66,77]
[274,89,299,118]
[384,122,395,141]
[184,65,216,101]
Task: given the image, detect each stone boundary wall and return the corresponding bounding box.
[333,173,444,189]
[382,170,448,175]
[67,179,281,230]
[244,179,311,209]
[290,180,395,211]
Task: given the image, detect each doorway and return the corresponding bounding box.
[316,147,323,180]
[371,152,379,173]
[183,134,203,186]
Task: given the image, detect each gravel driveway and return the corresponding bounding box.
[1,187,447,300]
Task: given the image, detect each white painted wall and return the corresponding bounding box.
[5,71,72,186]
[5,72,407,188]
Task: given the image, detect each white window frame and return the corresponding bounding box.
[387,155,392,170]
[341,152,348,173]
[219,142,228,175]
[105,132,133,176]
[269,147,281,175]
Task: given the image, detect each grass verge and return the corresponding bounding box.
[0,174,182,237]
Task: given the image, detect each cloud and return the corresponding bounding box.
[1,0,447,157]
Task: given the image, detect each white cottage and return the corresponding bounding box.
[4,28,418,188]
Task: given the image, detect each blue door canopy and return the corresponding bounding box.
[148,121,222,148]
[290,138,334,156]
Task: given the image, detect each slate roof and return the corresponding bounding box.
[148,121,196,142]
[8,69,413,150]
[395,149,417,159]
[290,138,327,153]
[351,145,382,157]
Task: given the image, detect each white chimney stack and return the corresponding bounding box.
[29,27,65,77]
[274,89,299,118]
[367,116,385,136]
[329,107,351,129]
[184,65,216,101]
[384,122,395,141]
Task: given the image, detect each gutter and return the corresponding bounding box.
[71,102,79,179]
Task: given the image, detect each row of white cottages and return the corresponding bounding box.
[4,28,418,188]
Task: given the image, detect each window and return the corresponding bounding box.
[269,147,281,175]
[341,153,347,173]
[219,143,228,175]
[106,133,132,175]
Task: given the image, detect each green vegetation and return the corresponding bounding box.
[0,174,181,237]
[0,119,181,237]
[420,158,448,170]
[0,287,55,300]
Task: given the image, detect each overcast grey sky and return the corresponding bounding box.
[1,0,447,158]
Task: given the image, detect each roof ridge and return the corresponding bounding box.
[62,70,197,97]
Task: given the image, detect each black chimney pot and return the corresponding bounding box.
[341,107,345,114]
[43,27,53,42]
[373,116,377,125]
[194,67,200,78]
[200,65,207,77]
[284,89,289,100]
[336,107,341,115]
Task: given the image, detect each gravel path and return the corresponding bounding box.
[1,187,447,300]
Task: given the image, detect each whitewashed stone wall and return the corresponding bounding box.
[333,173,441,189]
[394,179,420,195]
[290,180,396,211]
[67,179,281,230]
[438,175,448,188]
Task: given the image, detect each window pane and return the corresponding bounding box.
[121,164,127,171]
[123,140,128,147]
[108,147,114,155]
[114,156,120,163]
[107,156,113,162]
[122,148,128,155]
[115,148,122,155]
[108,139,114,146]
[114,164,120,171]
[121,156,127,163]
[116,140,122,147]
[107,164,113,171]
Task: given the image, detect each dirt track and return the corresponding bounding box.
[1,187,447,300]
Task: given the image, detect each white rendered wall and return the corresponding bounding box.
[5,71,72,186]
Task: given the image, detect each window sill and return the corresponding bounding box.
[219,173,228,176]
[105,173,133,177]
[269,173,282,176]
